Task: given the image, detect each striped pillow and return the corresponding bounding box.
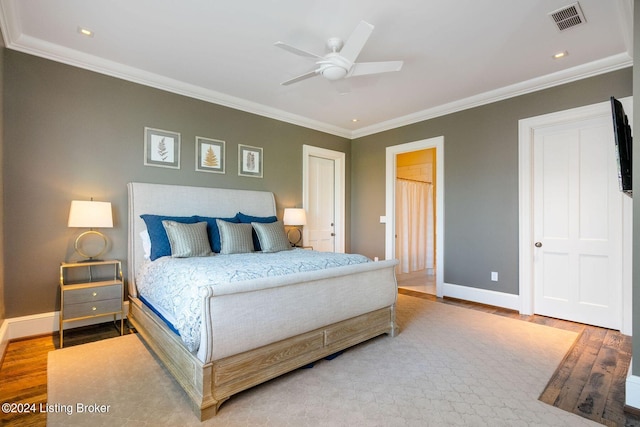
[252,221,291,253]
[162,220,212,258]
[216,219,254,254]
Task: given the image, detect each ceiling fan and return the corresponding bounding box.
[274,21,404,86]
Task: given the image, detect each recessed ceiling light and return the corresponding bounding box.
[352,119,359,123]
[78,26,94,37]
[553,51,568,59]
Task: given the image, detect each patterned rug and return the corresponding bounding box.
[48,294,599,426]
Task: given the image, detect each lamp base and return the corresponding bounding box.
[287,227,302,247]
[74,230,109,260]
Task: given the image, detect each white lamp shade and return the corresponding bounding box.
[283,208,307,226]
[68,200,113,228]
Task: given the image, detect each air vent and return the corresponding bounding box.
[549,2,586,31]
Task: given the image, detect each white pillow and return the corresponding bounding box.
[140,230,152,260]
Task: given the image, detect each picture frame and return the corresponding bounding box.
[238,144,263,178]
[144,127,180,169]
[195,137,225,174]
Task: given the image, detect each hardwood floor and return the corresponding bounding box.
[0,322,131,427]
[0,294,638,426]
[399,288,639,426]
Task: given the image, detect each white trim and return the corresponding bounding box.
[302,145,346,253]
[518,98,632,334]
[2,301,129,342]
[442,282,521,312]
[352,53,632,138]
[627,368,640,410]
[0,320,9,362]
[385,137,444,298]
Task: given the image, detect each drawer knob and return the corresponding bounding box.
[92,306,97,311]
[92,292,97,297]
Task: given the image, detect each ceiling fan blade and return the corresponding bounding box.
[274,41,323,59]
[350,61,404,77]
[280,69,319,86]
[339,21,374,63]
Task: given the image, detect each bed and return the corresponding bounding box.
[127,182,399,420]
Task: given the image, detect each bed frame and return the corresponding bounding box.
[127,182,398,420]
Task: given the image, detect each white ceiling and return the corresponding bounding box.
[0,0,633,138]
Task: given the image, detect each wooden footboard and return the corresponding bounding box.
[129,296,397,421]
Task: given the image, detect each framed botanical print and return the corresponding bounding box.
[196,137,225,174]
[238,144,263,178]
[144,127,180,169]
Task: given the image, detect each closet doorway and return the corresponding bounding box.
[385,137,444,297]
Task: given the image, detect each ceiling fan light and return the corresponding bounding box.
[322,66,347,81]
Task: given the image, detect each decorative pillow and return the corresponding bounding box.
[216,219,255,254]
[236,212,277,251]
[252,221,291,253]
[140,230,152,260]
[162,221,212,258]
[195,215,240,253]
[140,214,199,260]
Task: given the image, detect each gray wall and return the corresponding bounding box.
[351,68,632,295]
[4,50,350,318]
[1,47,634,321]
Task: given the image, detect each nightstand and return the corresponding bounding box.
[59,260,124,348]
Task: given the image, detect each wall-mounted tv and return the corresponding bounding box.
[610,96,632,197]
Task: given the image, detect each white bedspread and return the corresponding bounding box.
[136,249,371,352]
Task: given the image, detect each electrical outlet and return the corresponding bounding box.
[491,271,498,282]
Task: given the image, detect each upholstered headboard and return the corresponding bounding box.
[127,182,277,297]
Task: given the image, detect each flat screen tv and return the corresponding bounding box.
[610,96,632,196]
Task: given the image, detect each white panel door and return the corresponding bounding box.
[532,117,622,329]
[307,155,335,252]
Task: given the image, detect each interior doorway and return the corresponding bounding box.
[302,145,345,253]
[518,98,632,334]
[385,137,444,297]
[395,149,436,294]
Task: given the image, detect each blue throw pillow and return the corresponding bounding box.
[236,212,277,251]
[195,215,240,253]
[140,214,199,260]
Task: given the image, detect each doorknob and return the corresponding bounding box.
[535,242,542,248]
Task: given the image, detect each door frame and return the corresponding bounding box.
[302,145,346,253]
[518,98,632,334]
[385,136,445,297]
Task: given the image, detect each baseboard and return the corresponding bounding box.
[4,301,129,341]
[442,282,520,311]
[0,319,9,365]
[626,361,640,410]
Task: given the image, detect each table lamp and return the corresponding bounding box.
[283,208,307,247]
[68,199,113,261]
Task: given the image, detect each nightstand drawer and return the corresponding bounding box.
[63,298,122,318]
[64,283,122,305]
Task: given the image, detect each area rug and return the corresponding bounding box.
[48,294,599,426]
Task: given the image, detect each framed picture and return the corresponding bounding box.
[196,137,225,174]
[238,144,263,178]
[144,127,180,169]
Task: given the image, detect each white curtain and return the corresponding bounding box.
[396,179,434,274]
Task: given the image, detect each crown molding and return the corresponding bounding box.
[2,13,632,141]
[4,31,353,139]
[351,52,633,139]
